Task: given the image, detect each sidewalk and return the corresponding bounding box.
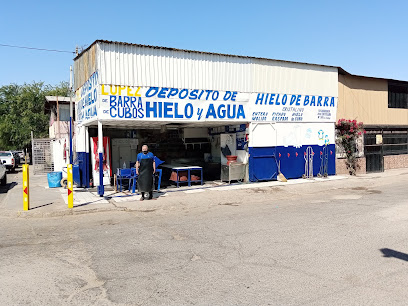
[1,166,406,218]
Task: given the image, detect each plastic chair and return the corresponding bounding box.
[117,168,132,192]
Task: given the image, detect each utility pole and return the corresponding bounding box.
[69,66,73,164]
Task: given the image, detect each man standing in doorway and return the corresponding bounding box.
[136,145,156,201]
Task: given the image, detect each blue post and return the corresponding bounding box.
[98,152,104,196]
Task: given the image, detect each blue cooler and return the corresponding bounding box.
[47,172,62,188]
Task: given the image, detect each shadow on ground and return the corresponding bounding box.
[380,248,408,262]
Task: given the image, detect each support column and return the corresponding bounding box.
[97,121,104,197]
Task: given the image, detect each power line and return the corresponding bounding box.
[0,43,75,54]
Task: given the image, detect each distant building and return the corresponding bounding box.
[337,72,408,173]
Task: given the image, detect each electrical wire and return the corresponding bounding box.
[0,43,75,54]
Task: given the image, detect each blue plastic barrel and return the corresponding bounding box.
[47,172,62,188]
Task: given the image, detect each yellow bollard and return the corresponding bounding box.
[22,164,29,211]
[67,164,73,208]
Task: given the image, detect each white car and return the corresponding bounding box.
[0,160,6,185]
[0,151,16,172]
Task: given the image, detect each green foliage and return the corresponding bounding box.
[0,81,69,150]
[336,119,365,175]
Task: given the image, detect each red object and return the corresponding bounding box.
[68,189,72,196]
[320,151,323,155]
[287,153,290,157]
[296,152,298,157]
[312,152,315,156]
[304,152,307,156]
[23,187,28,195]
[330,151,333,155]
[226,155,237,165]
[279,153,281,158]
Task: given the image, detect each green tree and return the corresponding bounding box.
[0,81,69,150]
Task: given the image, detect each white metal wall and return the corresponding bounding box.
[96,42,338,97]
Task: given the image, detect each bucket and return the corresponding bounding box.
[226,155,237,165]
[47,172,63,188]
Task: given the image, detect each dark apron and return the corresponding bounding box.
[138,158,154,192]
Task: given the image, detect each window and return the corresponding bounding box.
[388,82,408,109]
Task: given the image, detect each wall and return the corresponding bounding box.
[96,42,338,96]
[336,157,366,175]
[338,74,408,125]
[384,154,408,170]
[74,44,97,91]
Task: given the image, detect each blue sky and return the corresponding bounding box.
[1,0,407,86]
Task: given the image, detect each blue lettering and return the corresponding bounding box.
[110,107,117,118]
[282,94,287,105]
[123,96,130,108]
[223,91,232,101]
[125,108,132,118]
[146,102,157,118]
[158,102,162,118]
[110,96,117,107]
[174,103,183,118]
[164,102,173,118]
[205,90,213,100]
[158,87,169,98]
[146,87,159,98]
[317,96,322,106]
[206,104,217,118]
[179,89,188,99]
[269,94,275,105]
[237,105,245,119]
[231,92,237,101]
[212,91,219,101]
[189,89,199,100]
[323,97,329,107]
[130,97,136,108]
[290,95,296,105]
[276,94,280,105]
[310,96,316,106]
[185,103,193,118]
[167,88,179,98]
[296,95,301,106]
[118,107,124,118]
[256,93,264,105]
[330,97,335,107]
[304,96,310,106]
[227,105,236,119]
[217,104,226,118]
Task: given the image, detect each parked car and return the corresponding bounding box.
[0,160,6,185]
[14,150,25,162]
[12,152,20,165]
[0,151,16,172]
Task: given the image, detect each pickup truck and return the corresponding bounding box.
[0,160,6,185]
[0,151,16,172]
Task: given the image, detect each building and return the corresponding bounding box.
[337,71,408,173]
[73,40,340,195]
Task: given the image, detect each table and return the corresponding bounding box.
[167,166,203,187]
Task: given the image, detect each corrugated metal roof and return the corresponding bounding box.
[75,39,339,70]
[74,40,408,84]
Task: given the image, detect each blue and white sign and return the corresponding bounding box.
[82,84,337,124]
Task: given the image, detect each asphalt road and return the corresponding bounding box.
[1,170,408,305]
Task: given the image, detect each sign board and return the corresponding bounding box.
[76,78,338,126]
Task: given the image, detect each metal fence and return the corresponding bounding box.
[32,138,53,175]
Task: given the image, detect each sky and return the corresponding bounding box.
[1,0,407,86]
